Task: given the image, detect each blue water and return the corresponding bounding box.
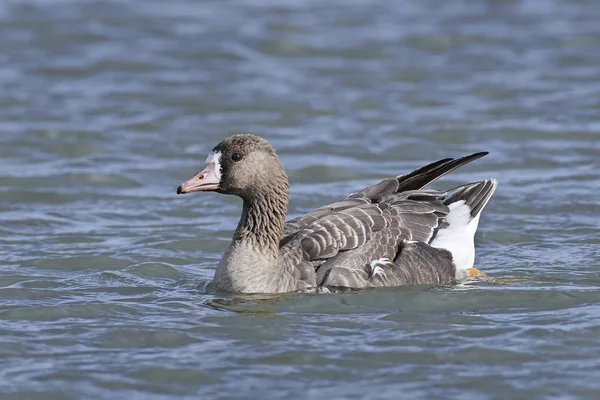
[1,0,600,398]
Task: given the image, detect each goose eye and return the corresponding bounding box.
[231,153,242,162]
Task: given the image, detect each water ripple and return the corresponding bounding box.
[1,0,600,398]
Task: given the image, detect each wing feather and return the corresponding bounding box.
[278,152,489,290]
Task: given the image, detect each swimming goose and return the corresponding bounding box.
[177,134,497,294]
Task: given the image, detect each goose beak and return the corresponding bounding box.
[176,162,220,194]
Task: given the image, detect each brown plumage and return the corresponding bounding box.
[177,134,497,294]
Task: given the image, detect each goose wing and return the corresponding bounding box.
[282,151,487,237]
[279,152,488,290]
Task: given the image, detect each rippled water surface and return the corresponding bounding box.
[2,0,600,398]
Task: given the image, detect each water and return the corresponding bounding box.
[1,0,600,398]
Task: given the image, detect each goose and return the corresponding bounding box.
[177,134,497,294]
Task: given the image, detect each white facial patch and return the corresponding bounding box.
[206,151,222,180]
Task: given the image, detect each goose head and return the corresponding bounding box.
[176,134,289,201]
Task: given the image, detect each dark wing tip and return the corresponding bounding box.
[469,151,489,159]
[395,151,490,193]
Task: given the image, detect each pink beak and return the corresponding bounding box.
[176,162,220,194]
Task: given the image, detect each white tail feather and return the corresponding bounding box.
[430,201,478,271]
[430,179,497,275]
